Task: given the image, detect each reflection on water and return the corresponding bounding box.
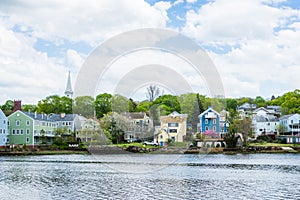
[0,154,299,200]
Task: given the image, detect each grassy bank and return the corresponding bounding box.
[249,142,300,147]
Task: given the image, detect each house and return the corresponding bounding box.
[7,110,82,147]
[237,103,257,117]
[122,112,153,142]
[156,111,188,146]
[219,109,230,136]
[251,107,279,136]
[0,109,8,147]
[75,116,102,144]
[278,114,300,144]
[198,107,221,138]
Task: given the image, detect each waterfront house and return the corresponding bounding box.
[122,112,153,142]
[157,111,188,146]
[251,107,279,137]
[278,114,300,144]
[198,107,221,138]
[0,109,8,147]
[237,103,257,118]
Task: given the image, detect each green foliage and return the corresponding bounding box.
[136,101,150,112]
[255,96,267,108]
[95,93,112,118]
[152,94,181,115]
[37,95,72,114]
[22,104,37,112]
[270,89,300,114]
[73,96,95,118]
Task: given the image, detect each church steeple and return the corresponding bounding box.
[65,71,73,98]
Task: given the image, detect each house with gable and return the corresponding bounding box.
[278,114,300,144]
[156,111,188,146]
[198,107,221,138]
[0,109,8,147]
[122,112,153,142]
[251,107,279,136]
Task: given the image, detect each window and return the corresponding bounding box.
[0,129,2,134]
[3,138,5,142]
[160,135,163,139]
[169,129,177,133]
[16,120,20,126]
[26,137,30,143]
[7,121,10,126]
[26,129,30,135]
[12,130,15,135]
[26,120,30,126]
[3,120,5,124]
[168,123,178,127]
[16,130,20,135]
[291,120,293,124]
[20,129,24,135]
[3,129,5,134]
[205,126,208,131]
[171,136,176,142]
[205,119,208,124]
[213,119,216,124]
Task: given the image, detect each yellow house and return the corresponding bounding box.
[157,111,188,146]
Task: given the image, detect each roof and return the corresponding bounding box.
[23,112,77,122]
[253,115,279,122]
[199,107,220,118]
[279,113,300,120]
[122,112,147,120]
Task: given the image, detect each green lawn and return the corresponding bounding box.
[249,142,300,147]
[114,142,161,149]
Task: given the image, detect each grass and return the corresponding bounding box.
[114,142,161,149]
[168,142,190,147]
[249,142,300,147]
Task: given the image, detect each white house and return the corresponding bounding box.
[0,109,8,147]
[279,114,300,135]
[252,107,279,136]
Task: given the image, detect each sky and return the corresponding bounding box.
[0,0,299,104]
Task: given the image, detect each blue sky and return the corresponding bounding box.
[0,0,299,104]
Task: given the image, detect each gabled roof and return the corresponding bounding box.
[253,115,279,122]
[0,109,6,119]
[280,113,300,120]
[122,112,148,120]
[199,107,220,118]
[21,111,77,122]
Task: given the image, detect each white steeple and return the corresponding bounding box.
[65,71,73,98]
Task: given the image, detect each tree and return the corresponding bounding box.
[255,96,267,108]
[100,112,130,144]
[111,94,130,113]
[73,96,95,118]
[277,123,287,135]
[22,104,38,112]
[95,93,112,118]
[146,85,162,102]
[37,95,72,114]
[152,94,181,115]
[1,100,14,116]
[233,117,253,146]
[270,89,300,114]
[136,101,150,112]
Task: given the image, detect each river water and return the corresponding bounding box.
[0,153,299,200]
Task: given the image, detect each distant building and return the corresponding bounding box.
[237,103,257,117]
[252,107,279,136]
[64,71,73,98]
[278,114,300,144]
[122,112,153,142]
[198,107,221,138]
[0,109,8,147]
[157,111,188,146]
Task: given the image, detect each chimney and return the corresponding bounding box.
[13,100,22,112]
[34,111,37,119]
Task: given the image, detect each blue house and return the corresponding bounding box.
[198,107,221,137]
[0,109,8,147]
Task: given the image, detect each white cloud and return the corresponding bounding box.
[0,22,67,104]
[186,0,198,4]
[0,0,170,45]
[181,0,300,98]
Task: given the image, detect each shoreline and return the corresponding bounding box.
[0,145,299,156]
